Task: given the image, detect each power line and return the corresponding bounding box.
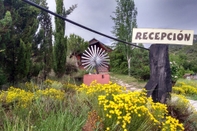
[22,0,149,51]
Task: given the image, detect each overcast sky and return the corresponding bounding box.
[47,0,197,46]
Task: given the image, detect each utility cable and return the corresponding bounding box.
[22,0,149,51]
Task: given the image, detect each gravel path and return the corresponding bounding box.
[189,100,197,111]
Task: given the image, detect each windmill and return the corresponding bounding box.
[81,45,110,74]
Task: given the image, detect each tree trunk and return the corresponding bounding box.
[127,58,131,76]
[145,44,172,103]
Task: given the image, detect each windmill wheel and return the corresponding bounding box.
[81,45,110,74]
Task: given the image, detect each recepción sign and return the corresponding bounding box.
[132,28,194,45]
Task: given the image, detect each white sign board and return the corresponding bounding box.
[132,28,194,45]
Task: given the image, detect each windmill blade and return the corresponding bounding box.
[81,46,110,74]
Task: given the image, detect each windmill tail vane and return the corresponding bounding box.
[81,45,110,74]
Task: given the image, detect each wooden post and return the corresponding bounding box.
[145,44,172,103]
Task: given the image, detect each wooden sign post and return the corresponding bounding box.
[145,44,171,103]
[133,28,194,103]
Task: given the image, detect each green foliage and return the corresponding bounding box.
[169,39,197,73]
[111,0,138,76]
[1,0,40,83]
[109,49,128,74]
[16,39,31,81]
[36,0,53,80]
[170,61,185,83]
[0,11,12,33]
[172,79,197,100]
[0,80,89,131]
[1,80,197,130]
[130,44,150,80]
[110,44,150,80]
[54,0,76,77]
[67,33,89,56]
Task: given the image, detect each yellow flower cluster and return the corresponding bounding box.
[173,81,197,95]
[161,116,184,131]
[44,79,54,85]
[99,90,167,130]
[0,86,65,108]
[78,81,126,96]
[36,88,65,100]
[78,82,184,131]
[0,87,34,108]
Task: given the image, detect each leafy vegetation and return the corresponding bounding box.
[67,34,89,56]
[1,0,197,130]
[111,0,138,76]
[169,36,197,74]
[172,79,197,100]
[1,80,197,131]
[109,44,150,80]
[54,0,77,78]
[0,0,77,86]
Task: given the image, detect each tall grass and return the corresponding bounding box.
[1,79,196,130]
[0,80,89,131]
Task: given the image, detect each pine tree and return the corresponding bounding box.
[16,39,31,80]
[37,0,53,80]
[54,0,77,77]
[111,0,137,76]
[2,0,40,83]
[0,2,12,85]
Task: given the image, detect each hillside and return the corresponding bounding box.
[169,34,197,59]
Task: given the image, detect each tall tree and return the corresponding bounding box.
[0,1,12,86]
[111,0,137,76]
[54,0,76,77]
[37,0,53,80]
[2,0,40,83]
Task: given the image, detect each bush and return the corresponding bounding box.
[172,80,197,97]
[170,61,185,83]
[78,82,184,131]
[2,80,197,131]
[167,94,197,130]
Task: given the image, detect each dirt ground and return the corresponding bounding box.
[110,76,144,91]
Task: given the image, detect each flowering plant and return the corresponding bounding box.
[170,61,184,84]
